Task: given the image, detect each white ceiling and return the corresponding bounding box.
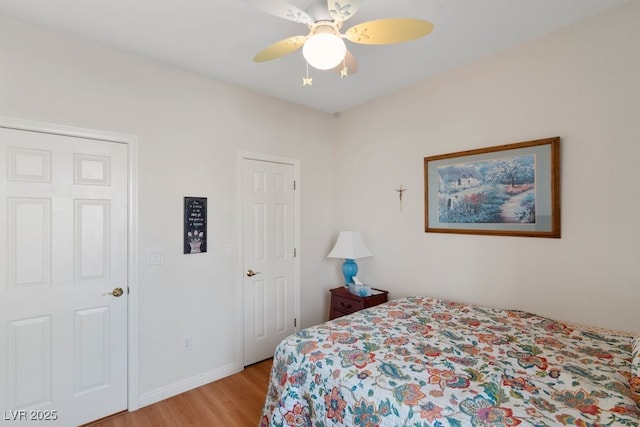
[0,0,627,113]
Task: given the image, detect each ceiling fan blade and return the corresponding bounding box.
[253,36,307,62]
[332,49,358,75]
[345,18,434,45]
[328,0,363,22]
[244,0,313,24]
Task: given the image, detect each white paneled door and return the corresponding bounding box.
[243,158,296,366]
[0,127,128,425]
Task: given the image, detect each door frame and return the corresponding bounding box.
[236,151,300,366]
[0,116,140,411]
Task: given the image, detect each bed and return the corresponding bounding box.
[260,296,639,426]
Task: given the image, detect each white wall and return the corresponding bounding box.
[0,15,336,403]
[334,1,640,333]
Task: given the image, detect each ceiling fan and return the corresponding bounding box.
[248,0,434,81]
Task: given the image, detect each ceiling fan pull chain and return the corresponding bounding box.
[303,61,313,86]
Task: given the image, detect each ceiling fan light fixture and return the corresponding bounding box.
[302,32,346,70]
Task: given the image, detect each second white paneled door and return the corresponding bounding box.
[0,126,128,426]
[242,158,296,366]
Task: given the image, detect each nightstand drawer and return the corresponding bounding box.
[332,293,365,312]
[329,286,389,320]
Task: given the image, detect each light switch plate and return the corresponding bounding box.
[146,250,164,265]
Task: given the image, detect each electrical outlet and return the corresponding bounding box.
[183,337,192,352]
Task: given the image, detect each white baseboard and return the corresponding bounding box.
[137,361,243,409]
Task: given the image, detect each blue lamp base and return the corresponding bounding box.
[342,259,358,286]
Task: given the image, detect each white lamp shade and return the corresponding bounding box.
[327,231,373,260]
[303,33,346,70]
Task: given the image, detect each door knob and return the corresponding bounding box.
[246,269,260,277]
[104,287,124,297]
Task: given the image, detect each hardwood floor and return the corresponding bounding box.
[88,359,273,427]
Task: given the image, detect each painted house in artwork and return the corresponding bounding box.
[438,165,483,193]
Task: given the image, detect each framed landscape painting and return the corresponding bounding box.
[424,137,560,238]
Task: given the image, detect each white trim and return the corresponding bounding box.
[137,361,243,408]
[126,135,140,411]
[0,116,135,144]
[236,151,301,366]
[0,116,140,411]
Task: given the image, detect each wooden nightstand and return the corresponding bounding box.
[329,286,389,320]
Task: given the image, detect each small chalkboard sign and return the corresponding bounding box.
[184,197,207,254]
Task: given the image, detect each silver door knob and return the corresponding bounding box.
[104,287,124,297]
[246,269,260,277]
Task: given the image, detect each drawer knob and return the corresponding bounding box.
[340,301,352,309]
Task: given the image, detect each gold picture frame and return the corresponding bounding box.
[424,137,560,238]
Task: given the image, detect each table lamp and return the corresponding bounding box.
[327,231,373,286]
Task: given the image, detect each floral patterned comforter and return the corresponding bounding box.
[260,296,639,426]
